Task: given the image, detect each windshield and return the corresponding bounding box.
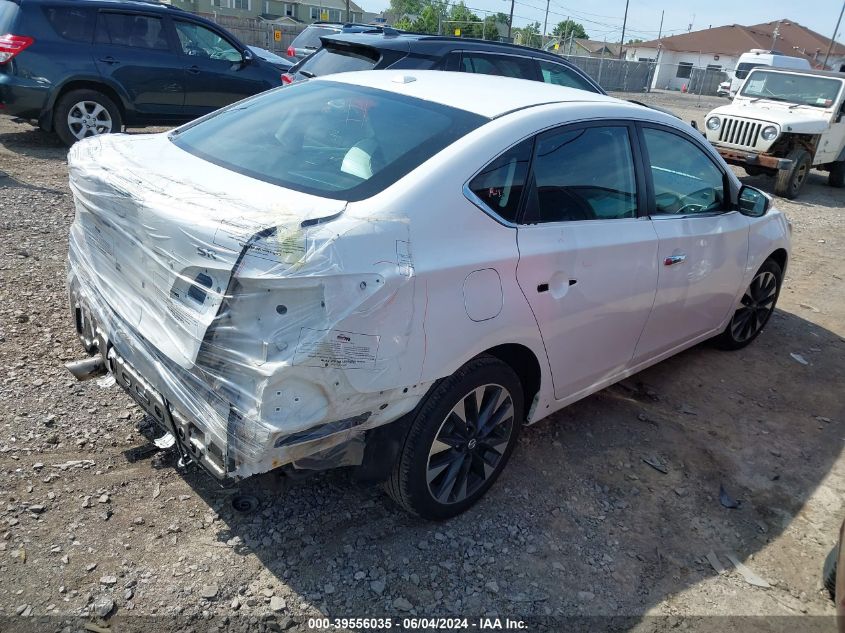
[171,82,486,201]
[291,26,339,50]
[298,46,379,77]
[740,70,843,108]
[735,62,763,80]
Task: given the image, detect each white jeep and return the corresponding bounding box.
[704,67,845,199]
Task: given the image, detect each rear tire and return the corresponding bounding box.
[823,543,838,600]
[829,161,845,188]
[54,89,122,146]
[774,149,811,199]
[385,355,523,520]
[714,259,783,350]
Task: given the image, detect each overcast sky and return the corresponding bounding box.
[358,0,844,44]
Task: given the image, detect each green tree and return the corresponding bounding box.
[627,38,644,44]
[552,19,588,39]
[515,21,542,48]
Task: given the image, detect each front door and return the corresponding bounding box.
[514,123,659,401]
[173,20,267,115]
[633,125,749,362]
[92,11,185,116]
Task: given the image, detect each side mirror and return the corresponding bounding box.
[737,185,770,217]
[241,48,255,65]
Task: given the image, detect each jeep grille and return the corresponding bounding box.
[718,117,762,148]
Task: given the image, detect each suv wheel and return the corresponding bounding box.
[54,89,122,146]
[385,356,523,520]
[774,149,811,199]
[829,161,845,188]
[713,258,782,350]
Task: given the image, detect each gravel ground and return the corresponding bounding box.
[0,90,843,633]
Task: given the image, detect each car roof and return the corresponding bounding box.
[21,0,189,13]
[320,70,625,119]
[320,31,582,61]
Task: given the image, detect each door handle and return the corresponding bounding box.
[98,56,119,65]
[663,253,687,266]
[186,65,201,74]
[537,278,576,295]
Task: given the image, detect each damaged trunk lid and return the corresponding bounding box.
[68,133,346,368]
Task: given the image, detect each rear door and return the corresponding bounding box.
[513,122,659,400]
[92,11,185,116]
[632,124,749,363]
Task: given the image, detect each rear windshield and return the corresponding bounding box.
[171,81,486,201]
[0,0,19,32]
[298,45,378,77]
[291,26,339,50]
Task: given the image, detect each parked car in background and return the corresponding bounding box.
[66,71,790,519]
[285,21,389,60]
[283,31,604,94]
[247,45,294,71]
[726,49,811,98]
[704,68,845,198]
[0,0,286,144]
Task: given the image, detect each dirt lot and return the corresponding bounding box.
[0,91,843,633]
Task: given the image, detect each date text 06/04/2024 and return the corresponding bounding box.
[307,618,528,630]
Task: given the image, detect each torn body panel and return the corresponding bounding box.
[67,133,431,480]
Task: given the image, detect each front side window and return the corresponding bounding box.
[537,60,596,92]
[460,53,536,80]
[643,127,726,215]
[524,126,638,223]
[95,13,169,50]
[172,82,486,201]
[467,139,533,223]
[174,21,241,62]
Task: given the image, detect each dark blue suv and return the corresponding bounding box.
[0,0,285,144]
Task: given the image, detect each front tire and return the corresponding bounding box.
[774,149,811,199]
[54,89,123,146]
[385,355,523,520]
[714,259,783,350]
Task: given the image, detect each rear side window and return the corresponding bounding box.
[43,6,95,43]
[95,13,169,50]
[172,81,486,201]
[468,139,533,223]
[460,53,536,80]
[538,60,596,92]
[291,26,339,50]
[299,46,378,76]
[525,126,638,223]
[0,0,19,33]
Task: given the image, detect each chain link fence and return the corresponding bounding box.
[201,13,306,53]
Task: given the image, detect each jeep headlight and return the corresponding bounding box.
[761,125,779,141]
[706,116,721,130]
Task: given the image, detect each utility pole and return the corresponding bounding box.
[657,10,664,41]
[542,0,550,46]
[771,20,781,52]
[346,0,350,23]
[824,0,845,68]
[619,0,629,58]
[507,0,515,41]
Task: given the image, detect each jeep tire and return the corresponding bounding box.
[829,160,845,188]
[774,149,811,199]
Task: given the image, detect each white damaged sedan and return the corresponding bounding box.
[66,71,790,519]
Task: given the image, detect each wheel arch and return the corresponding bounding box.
[768,247,788,275]
[479,343,542,421]
[42,80,129,132]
